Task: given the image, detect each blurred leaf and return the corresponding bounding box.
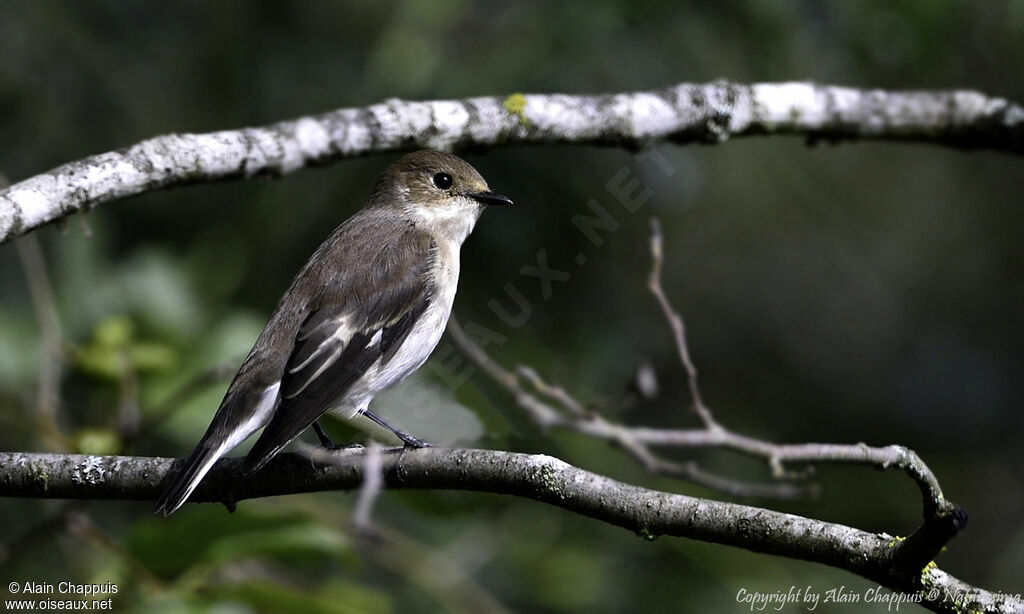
[205,524,348,566]
[212,578,391,614]
[54,237,204,343]
[149,312,263,443]
[533,547,609,610]
[75,348,126,382]
[74,315,178,380]
[127,507,356,579]
[75,315,132,380]
[125,593,210,614]
[119,249,204,339]
[73,428,122,455]
[129,342,178,372]
[95,315,134,347]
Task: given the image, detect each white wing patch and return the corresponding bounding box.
[290,344,345,397]
[297,313,350,342]
[288,318,351,374]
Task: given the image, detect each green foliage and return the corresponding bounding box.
[128,507,354,578]
[75,316,178,381]
[122,507,392,612]
[73,428,122,455]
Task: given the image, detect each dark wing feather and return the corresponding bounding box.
[282,308,359,399]
[243,231,436,474]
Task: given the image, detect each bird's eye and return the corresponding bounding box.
[432,172,453,190]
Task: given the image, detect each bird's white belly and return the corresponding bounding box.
[371,291,452,391]
[330,249,459,417]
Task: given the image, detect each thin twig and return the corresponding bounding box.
[648,218,717,429]
[448,317,809,499]
[642,217,954,519]
[352,440,383,532]
[5,171,68,452]
[515,365,589,417]
[12,233,68,451]
[117,358,140,442]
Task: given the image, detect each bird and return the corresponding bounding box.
[154,150,512,516]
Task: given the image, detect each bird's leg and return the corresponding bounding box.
[312,421,337,447]
[313,421,363,451]
[362,409,431,448]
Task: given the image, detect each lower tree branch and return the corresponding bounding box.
[2,81,1022,244]
[0,449,1016,613]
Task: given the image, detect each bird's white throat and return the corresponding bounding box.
[406,197,483,245]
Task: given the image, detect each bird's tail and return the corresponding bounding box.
[154,442,224,516]
[155,382,281,516]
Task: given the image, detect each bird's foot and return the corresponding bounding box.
[397,432,431,448]
[361,409,431,448]
[324,442,365,452]
[313,420,363,450]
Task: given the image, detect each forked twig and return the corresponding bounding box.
[448,217,957,527]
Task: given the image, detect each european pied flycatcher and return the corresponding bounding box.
[155,150,512,515]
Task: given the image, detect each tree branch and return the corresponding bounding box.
[448,315,965,551]
[446,220,960,528]
[643,217,955,522]
[448,317,810,500]
[2,81,1022,244]
[0,449,1016,613]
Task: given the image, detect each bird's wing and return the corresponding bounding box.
[243,229,436,474]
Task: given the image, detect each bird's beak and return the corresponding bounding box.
[468,190,514,206]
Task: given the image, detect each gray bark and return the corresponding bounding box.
[0,449,1017,614]
[2,81,1022,244]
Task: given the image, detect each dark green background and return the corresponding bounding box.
[1,2,1021,612]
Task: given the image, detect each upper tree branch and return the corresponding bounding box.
[2,81,1023,244]
[0,449,1016,614]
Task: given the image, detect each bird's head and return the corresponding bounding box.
[371,150,512,240]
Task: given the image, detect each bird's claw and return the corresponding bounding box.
[323,442,365,452]
[398,433,431,449]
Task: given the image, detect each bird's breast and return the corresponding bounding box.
[367,240,460,393]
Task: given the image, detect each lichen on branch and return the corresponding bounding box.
[2,81,1022,244]
[0,449,1016,614]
